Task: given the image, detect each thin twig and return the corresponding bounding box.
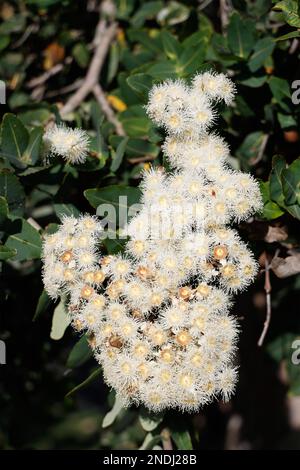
[27,61,71,89]
[127,155,156,164]
[45,79,83,99]
[12,23,39,49]
[60,17,117,117]
[198,0,214,11]
[257,258,272,347]
[160,428,173,450]
[219,0,231,32]
[93,83,125,136]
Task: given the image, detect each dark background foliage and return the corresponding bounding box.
[1,0,300,450]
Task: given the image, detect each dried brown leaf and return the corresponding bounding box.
[264,225,288,243]
[270,251,300,278]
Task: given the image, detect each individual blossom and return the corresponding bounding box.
[43,124,90,164]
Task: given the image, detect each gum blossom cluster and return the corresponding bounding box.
[42,72,262,412]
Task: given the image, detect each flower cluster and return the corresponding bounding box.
[43,124,90,164]
[42,72,262,412]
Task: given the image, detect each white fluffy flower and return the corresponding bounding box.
[44,124,90,164]
[42,72,262,413]
[192,71,236,105]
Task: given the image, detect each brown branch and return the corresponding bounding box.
[198,0,214,10]
[45,78,83,99]
[60,18,117,117]
[257,258,272,347]
[27,63,65,89]
[93,83,125,136]
[219,0,231,32]
[12,23,39,49]
[127,155,156,164]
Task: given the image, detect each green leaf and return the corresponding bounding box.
[0,35,10,52]
[26,0,63,6]
[130,1,163,28]
[259,180,284,219]
[89,101,109,165]
[276,31,300,41]
[9,92,30,111]
[121,104,146,118]
[33,290,52,321]
[121,116,152,137]
[285,204,300,219]
[235,95,255,118]
[53,203,80,220]
[281,158,300,205]
[147,61,178,80]
[84,185,141,228]
[263,200,285,219]
[115,0,135,20]
[139,432,162,450]
[102,236,127,254]
[121,48,153,71]
[273,0,300,28]
[110,136,159,158]
[127,30,162,56]
[5,218,42,261]
[50,299,70,341]
[0,113,29,167]
[266,333,296,363]
[0,196,9,226]
[172,430,193,450]
[19,108,52,127]
[72,42,90,68]
[161,30,182,60]
[18,166,48,177]
[66,335,93,368]
[239,76,267,88]
[259,180,270,203]
[65,368,101,398]
[0,14,25,35]
[0,245,17,260]
[126,74,153,101]
[269,76,291,111]
[248,37,275,72]
[110,137,129,172]
[0,170,25,216]
[236,131,266,167]
[176,43,206,75]
[157,1,190,26]
[269,155,286,205]
[22,127,43,165]
[102,396,124,428]
[139,408,164,431]
[277,112,297,129]
[227,12,256,59]
[44,222,59,235]
[107,42,119,83]
[187,14,213,47]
